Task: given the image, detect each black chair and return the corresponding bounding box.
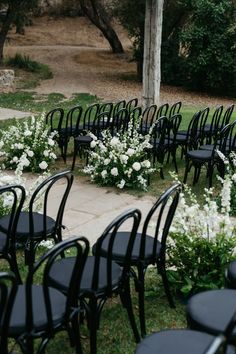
[225,261,236,289]
[151,116,169,178]
[48,209,142,354]
[0,185,25,283]
[2,236,89,354]
[0,170,74,269]
[204,105,224,144]
[126,97,139,113]
[169,101,182,118]
[93,183,182,337]
[98,102,113,117]
[156,103,169,119]
[112,99,126,116]
[82,103,100,132]
[183,121,236,186]
[71,111,111,170]
[0,272,18,354]
[164,113,182,173]
[111,107,129,135]
[135,311,236,354]
[139,104,157,135]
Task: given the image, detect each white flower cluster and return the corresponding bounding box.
[0,114,57,173]
[170,172,236,240]
[84,119,155,190]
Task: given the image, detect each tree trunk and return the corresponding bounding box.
[142,0,164,108]
[80,0,124,53]
[0,6,16,64]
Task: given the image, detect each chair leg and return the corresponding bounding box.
[71,315,83,354]
[137,264,146,337]
[120,279,141,343]
[71,139,78,171]
[87,298,99,354]
[183,158,190,184]
[8,252,22,284]
[159,263,175,309]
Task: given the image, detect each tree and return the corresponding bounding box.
[142,0,164,107]
[80,0,124,53]
[0,0,38,63]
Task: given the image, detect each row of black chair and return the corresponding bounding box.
[0,176,182,353]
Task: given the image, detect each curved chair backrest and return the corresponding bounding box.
[208,105,224,142]
[156,103,169,119]
[218,104,234,132]
[92,209,141,293]
[152,116,169,145]
[25,236,89,342]
[129,106,142,129]
[91,111,112,138]
[82,103,100,131]
[140,104,158,134]
[186,110,201,150]
[66,105,83,137]
[198,107,210,144]
[45,108,64,133]
[215,120,236,156]
[0,184,26,251]
[28,170,73,240]
[112,108,129,135]
[126,98,139,113]
[167,114,182,142]
[139,183,182,261]
[0,272,18,354]
[113,100,126,116]
[169,101,182,118]
[99,102,113,117]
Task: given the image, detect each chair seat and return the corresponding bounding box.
[175,134,187,142]
[226,261,236,288]
[187,289,236,339]
[93,232,162,265]
[0,212,56,240]
[74,135,93,144]
[135,329,234,354]
[199,144,214,151]
[8,284,66,337]
[49,256,122,296]
[0,231,7,251]
[186,149,213,161]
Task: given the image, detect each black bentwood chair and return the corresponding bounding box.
[1,236,89,354]
[48,209,142,354]
[93,183,182,338]
[135,311,236,354]
[0,272,18,354]
[0,185,25,283]
[0,170,74,269]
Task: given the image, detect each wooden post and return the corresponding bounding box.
[142,0,164,109]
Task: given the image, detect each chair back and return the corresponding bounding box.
[92,209,141,294]
[218,104,234,132]
[152,116,169,148]
[185,110,201,150]
[156,103,169,119]
[169,101,182,118]
[0,185,25,251]
[0,272,18,354]
[126,98,138,113]
[140,183,182,261]
[82,103,100,131]
[25,236,89,342]
[140,104,158,134]
[66,105,83,137]
[45,107,64,133]
[167,113,182,144]
[213,120,236,156]
[198,107,210,145]
[99,102,113,117]
[113,100,126,116]
[112,108,129,135]
[91,111,112,138]
[207,105,224,143]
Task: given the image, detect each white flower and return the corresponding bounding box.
[101,170,107,179]
[120,154,129,165]
[104,158,110,166]
[141,160,151,168]
[24,130,32,137]
[132,162,141,171]
[0,141,4,149]
[111,167,119,176]
[27,150,34,157]
[43,150,49,157]
[117,179,125,189]
[48,138,55,146]
[39,161,48,170]
[90,140,97,148]
[110,137,120,146]
[232,173,236,183]
[127,148,135,156]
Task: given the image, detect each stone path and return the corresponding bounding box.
[52,178,156,245]
[0,108,31,120]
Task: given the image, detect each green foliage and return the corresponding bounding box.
[167,232,236,298]
[180,0,236,93]
[5,53,53,79]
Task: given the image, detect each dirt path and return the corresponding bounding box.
[4,15,236,107]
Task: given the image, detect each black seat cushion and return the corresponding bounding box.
[93,232,162,265]
[0,212,56,240]
[199,144,214,151]
[8,284,66,337]
[187,289,236,340]
[49,256,122,296]
[0,231,7,251]
[135,329,234,354]
[186,149,212,160]
[226,261,236,288]
[74,135,93,144]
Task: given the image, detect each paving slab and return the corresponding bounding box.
[0,107,31,120]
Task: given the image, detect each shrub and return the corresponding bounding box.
[167,176,236,298]
[0,114,57,173]
[84,120,155,191]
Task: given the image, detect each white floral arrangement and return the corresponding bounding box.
[0,113,57,173]
[84,120,155,190]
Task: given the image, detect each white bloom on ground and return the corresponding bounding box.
[39,161,48,170]
[132,162,141,171]
[90,140,97,148]
[120,154,129,165]
[111,167,119,176]
[110,137,120,146]
[101,170,108,179]
[117,179,126,189]
[104,158,110,165]
[127,148,135,156]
